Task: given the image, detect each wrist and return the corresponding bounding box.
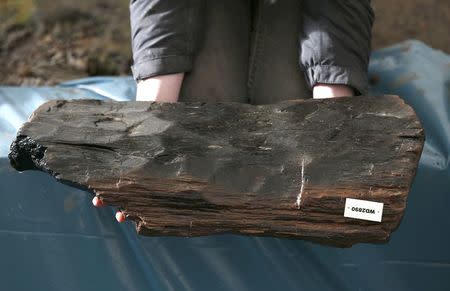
[313,84,355,99]
[136,73,184,102]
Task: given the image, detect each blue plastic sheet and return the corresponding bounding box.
[1,40,449,291]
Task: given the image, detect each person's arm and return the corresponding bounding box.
[136,73,184,102]
[130,0,205,102]
[299,0,375,98]
[94,0,206,221]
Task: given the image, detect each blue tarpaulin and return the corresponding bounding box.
[1,40,449,291]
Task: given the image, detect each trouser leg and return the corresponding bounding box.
[179,0,250,103]
[248,0,311,105]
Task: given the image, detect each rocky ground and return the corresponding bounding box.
[0,0,448,86]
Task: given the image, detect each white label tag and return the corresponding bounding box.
[344,198,383,222]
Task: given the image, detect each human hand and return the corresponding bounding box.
[313,84,355,99]
[92,196,126,223]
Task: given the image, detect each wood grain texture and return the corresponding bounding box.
[9,95,424,247]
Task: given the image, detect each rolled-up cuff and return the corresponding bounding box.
[131,55,193,81]
[303,65,369,95]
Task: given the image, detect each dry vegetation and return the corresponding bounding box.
[0,0,132,85]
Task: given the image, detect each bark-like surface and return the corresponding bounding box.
[9,95,424,247]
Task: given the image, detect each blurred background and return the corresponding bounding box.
[0,0,449,86]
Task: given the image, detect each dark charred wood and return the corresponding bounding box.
[8,96,424,247]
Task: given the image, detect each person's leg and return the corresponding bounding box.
[178,0,250,103]
[248,0,312,105]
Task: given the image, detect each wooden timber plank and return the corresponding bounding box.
[8,95,424,247]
